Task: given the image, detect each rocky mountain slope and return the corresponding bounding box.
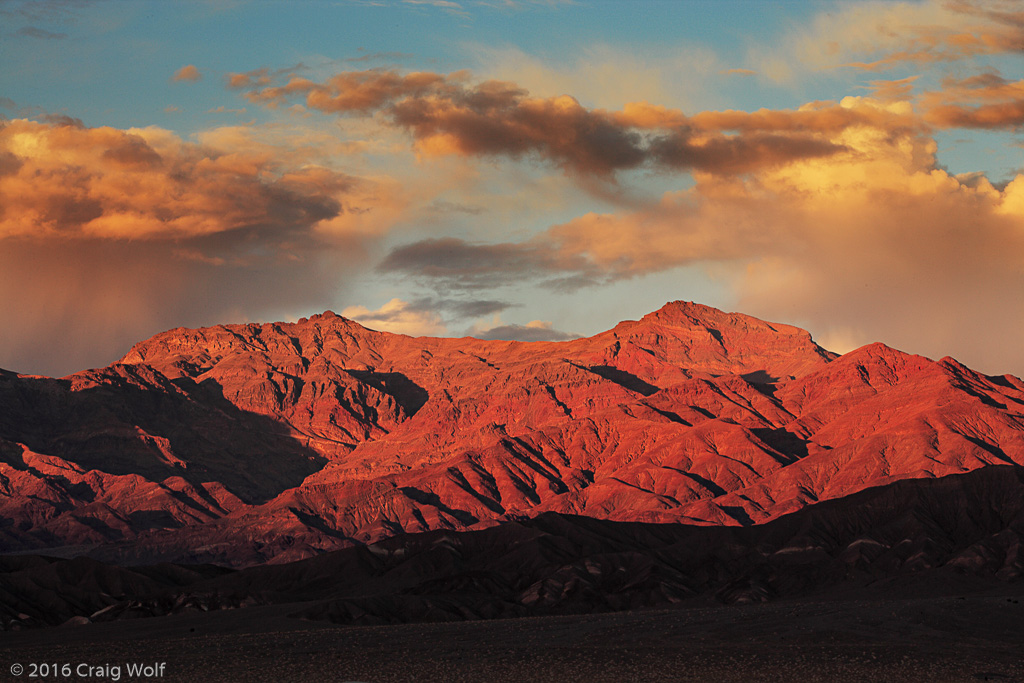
[4,466,1023,630]
[1,301,1023,565]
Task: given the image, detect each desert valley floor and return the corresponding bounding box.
[4,590,1024,682]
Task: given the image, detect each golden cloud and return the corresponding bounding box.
[0,118,411,376]
[0,119,353,240]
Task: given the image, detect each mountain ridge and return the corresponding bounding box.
[1,301,1022,566]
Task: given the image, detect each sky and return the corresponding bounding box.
[1,0,1023,378]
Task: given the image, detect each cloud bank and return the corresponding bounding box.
[0,118,403,375]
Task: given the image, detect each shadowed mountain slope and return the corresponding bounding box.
[3,466,1023,630]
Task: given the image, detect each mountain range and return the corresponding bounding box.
[1,301,1023,571]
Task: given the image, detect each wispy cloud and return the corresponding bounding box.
[16,25,66,38]
[402,0,469,18]
[743,0,1024,82]
[206,105,247,114]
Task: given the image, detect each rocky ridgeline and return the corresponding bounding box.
[1,301,1023,566]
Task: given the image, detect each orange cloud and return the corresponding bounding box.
[172,64,201,82]
[921,71,1024,129]
[0,118,351,240]
[239,69,865,178]
[926,99,1024,128]
[0,118,409,376]
[866,76,920,102]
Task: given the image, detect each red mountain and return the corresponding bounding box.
[1,301,1023,566]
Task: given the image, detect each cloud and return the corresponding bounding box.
[466,43,722,111]
[470,319,577,342]
[341,298,448,336]
[238,68,869,179]
[865,76,920,102]
[921,71,1024,129]
[0,0,93,23]
[402,0,468,17]
[225,65,306,90]
[745,0,1024,80]
[379,94,1024,375]
[826,0,1024,69]
[16,25,66,39]
[377,236,597,290]
[172,64,202,82]
[339,296,515,340]
[442,298,512,318]
[427,199,483,215]
[0,117,409,376]
[207,105,247,114]
[0,118,354,240]
[927,97,1024,129]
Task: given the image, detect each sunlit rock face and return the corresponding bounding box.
[1,301,1023,567]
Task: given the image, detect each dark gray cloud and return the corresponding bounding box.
[378,237,541,286]
[377,237,598,291]
[445,298,512,318]
[472,323,578,342]
[400,296,513,319]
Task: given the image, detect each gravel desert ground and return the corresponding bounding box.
[3,589,1023,683]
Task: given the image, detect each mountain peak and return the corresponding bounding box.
[641,301,801,335]
[608,301,836,379]
[639,300,749,328]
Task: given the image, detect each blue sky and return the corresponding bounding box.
[2,0,1024,376]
